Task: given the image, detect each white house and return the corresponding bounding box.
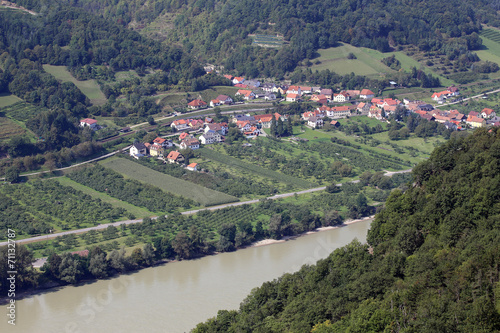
[359,89,375,99]
[307,116,324,128]
[130,142,147,158]
[199,132,221,144]
[180,137,200,150]
[80,118,98,130]
[326,106,351,118]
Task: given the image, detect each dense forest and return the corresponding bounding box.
[193,127,500,332]
[42,0,497,78]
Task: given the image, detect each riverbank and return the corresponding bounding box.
[250,215,375,248]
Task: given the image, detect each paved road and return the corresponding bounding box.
[0,169,412,247]
[435,88,500,108]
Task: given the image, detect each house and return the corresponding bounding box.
[166,150,185,164]
[244,126,261,136]
[299,86,312,94]
[320,89,333,100]
[153,137,173,148]
[466,115,485,128]
[234,83,248,88]
[215,95,233,105]
[223,74,233,80]
[264,92,276,101]
[302,110,325,120]
[345,90,361,98]
[236,89,256,100]
[236,120,252,132]
[431,91,452,103]
[245,80,261,88]
[205,123,228,135]
[180,137,200,150]
[444,121,458,131]
[232,77,245,85]
[311,94,328,104]
[261,83,276,92]
[357,102,369,113]
[311,87,322,93]
[308,116,323,128]
[188,119,205,129]
[187,99,207,110]
[327,106,351,119]
[130,142,147,158]
[179,132,189,140]
[481,108,496,119]
[186,163,198,171]
[368,108,383,120]
[171,119,190,131]
[149,144,163,157]
[333,91,350,102]
[80,118,98,130]
[359,89,375,99]
[287,86,301,95]
[210,99,221,107]
[232,114,256,124]
[447,86,460,96]
[199,132,221,144]
[330,120,340,128]
[286,93,301,102]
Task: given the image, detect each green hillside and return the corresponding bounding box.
[193,128,500,332]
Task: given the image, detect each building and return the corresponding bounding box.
[166,150,185,164]
[235,89,256,100]
[466,115,485,128]
[359,89,375,99]
[215,95,233,105]
[286,93,300,102]
[80,118,98,130]
[327,106,351,119]
[186,163,198,171]
[307,116,324,128]
[130,142,147,158]
[187,99,207,110]
[171,119,190,131]
[199,132,221,144]
[180,137,200,150]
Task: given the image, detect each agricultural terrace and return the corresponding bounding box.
[251,34,284,48]
[43,65,107,105]
[0,101,49,122]
[0,116,28,141]
[198,147,316,189]
[478,28,500,79]
[101,157,238,206]
[0,179,130,241]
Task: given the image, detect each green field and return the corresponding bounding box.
[0,94,22,108]
[56,177,155,218]
[478,29,500,79]
[198,148,315,188]
[309,43,454,86]
[251,34,284,48]
[43,65,107,105]
[101,157,238,206]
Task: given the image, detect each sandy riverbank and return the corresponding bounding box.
[250,215,375,248]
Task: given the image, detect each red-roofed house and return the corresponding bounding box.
[167,150,185,164]
[210,99,221,107]
[360,89,375,99]
[236,120,252,132]
[286,93,301,102]
[327,106,351,118]
[236,89,256,100]
[232,77,245,84]
[186,163,198,171]
[431,91,452,103]
[180,137,200,150]
[311,94,328,104]
[187,99,207,110]
[466,115,485,128]
[333,91,350,102]
[171,119,190,131]
[223,74,233,80]
[179,132,189,140]
[287,86,301,95]
[481,108,496,119]
[80,118,98,130]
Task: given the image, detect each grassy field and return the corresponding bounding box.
[198,147,316,188]
[309,43,454,86]
[101,157,238,206]
[56,177,155,218]
[43,65,107,105]
[0,94,22,108]
[478,29,500,79]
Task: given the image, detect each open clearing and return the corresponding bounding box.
[0,116,27,141]
[56,177,155,218]
[101,157,238,206]
[0,93,22,108]
[43,65,107,105]
[198,148,315,188]
[309,43,454,86]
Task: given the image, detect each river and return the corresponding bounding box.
[2,219,372,333]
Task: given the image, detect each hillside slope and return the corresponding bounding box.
[193,127,500,332]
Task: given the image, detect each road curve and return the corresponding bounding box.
[0,169,412,247]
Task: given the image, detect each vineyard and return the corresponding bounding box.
[480,29,500,44]
[251,34,284,48]
[0,116,26,141]
[101,158,239,206]
[0,101,48,122]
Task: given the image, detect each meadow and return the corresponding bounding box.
[101,157,239,206]
[0,116,27,141]
[43,65,107,105]
[0,101,49,122]
[0,93,22,108]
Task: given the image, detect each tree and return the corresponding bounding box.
[89,252,108,278]
[147,116,155,125]
[4,167,20,183]
[277,117,284,137]
[130,248,144,267]
[172,231,193,259]
[142,243,155,266]
[286,117,293,136]
[58,253,84,284]
[268,214,283,239]
[108,248,127,272]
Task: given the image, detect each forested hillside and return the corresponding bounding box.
[193,127,500,332]
[47,0,498,78]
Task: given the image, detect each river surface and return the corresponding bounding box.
[2,219,372,333]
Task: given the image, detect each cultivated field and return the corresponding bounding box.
[43,65,107,105]
[101,158,239,206]
[0,116,27,141]
[0,93,22,108]
[0,101,49,122]
[198,147,316,188]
